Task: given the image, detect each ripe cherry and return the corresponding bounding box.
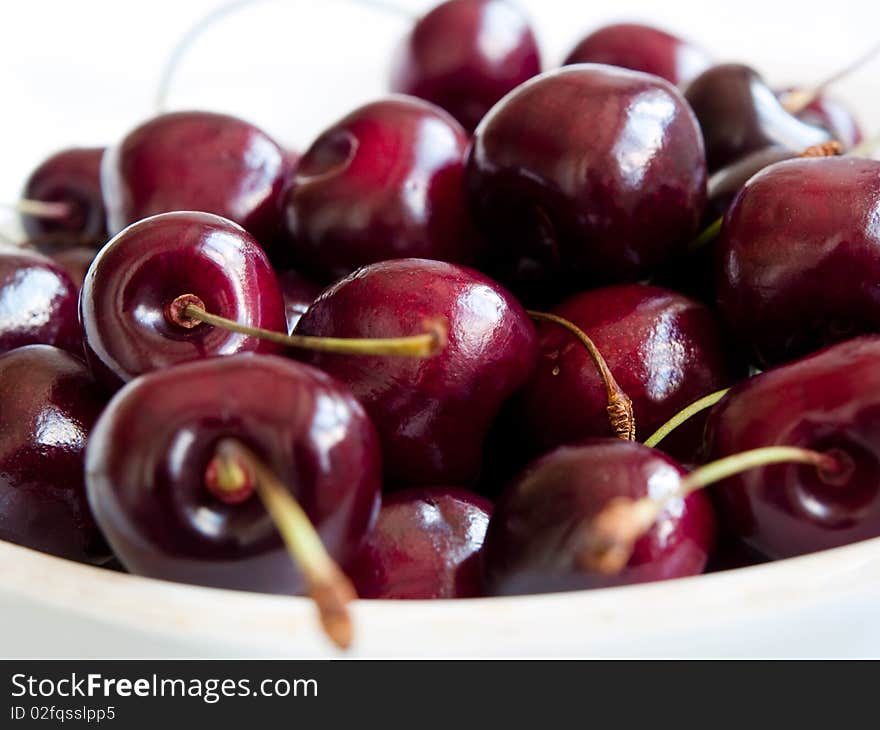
[390,0,541,131]
[0,246,81,355]
[466,65,707,302]
[716,156,880,367]
[704,336,880,559]
[19,147,107,247]
[684,63,830,173]
[86,353,382,644]
[294,258,536,486]
[101,111,286,244]
[517,284,741,459]
[564,23,711,87]
[80,211,287,390]
[348,487,492,599]
[282,97,480,283]
[484,439,716,595]
[0,345,110,564]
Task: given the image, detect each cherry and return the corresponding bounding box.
[80,211,287,390]
[0,345,110,564]
[348,487,492,599]
[293,258,537,486]
[466,65,707,302]
[277,269,321,335]
[564,23,711,87]
[389,0,541,131]
[282,97,480,283]
[101,111,286,244]
[716,156,880,367]
[50,246,96,293]
[778,90,863,149]
[684,64,830,173]
[0,246,81,355]
[517,284,741,459]
[704,336,880,560]
[86,353,381,636]
[483,439,716,595]
[19,147,107,246]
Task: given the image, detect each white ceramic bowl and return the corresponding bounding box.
[1,0,879,657]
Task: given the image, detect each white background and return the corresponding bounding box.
[1,0,878,208]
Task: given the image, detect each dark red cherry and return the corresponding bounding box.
[777,89,863,150]
[717,157,880,368]
[86,353,381,593]
[518,284,740,459]
[80,211,286,391]
[564,23,711,87]
[0,246,80,355]
[704,336,880,560]
[0,345,110,564]
[102,111,286,243]
[484,439,716,595]
[466,65,707,302]
[389,0,541,131]
[294,258,536,486]
[50,246,96,293]
[21,147,107,244]
[282,97,480,283]
[277,269,321,334]
[348,487,492,599]
[684,64,830,173]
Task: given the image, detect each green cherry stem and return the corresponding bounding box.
[643,388,730,448]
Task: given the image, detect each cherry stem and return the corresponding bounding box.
[210,438,357,650]
[0,199,72,220]
[168,294,447,358]
[527,310,635,441]
[643,388,730,448]
[154,0,417,113]
[689,216,723,251]
[781,42,880,115]
[581,446,841,575]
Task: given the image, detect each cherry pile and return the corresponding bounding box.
[2,0,880,650]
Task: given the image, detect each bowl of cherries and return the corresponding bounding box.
[2,0,880,658]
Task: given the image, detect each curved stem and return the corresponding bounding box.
[173,296,446,357]
[155,0,417,113]
[211,439,356,650]
[689,216,723,252]
[581,445,841,575]
[643,388,730,448]
[0,199,71,219]
[528,310,635,441]
[781,42,880,115]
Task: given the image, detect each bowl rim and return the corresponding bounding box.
[3,533,880,656]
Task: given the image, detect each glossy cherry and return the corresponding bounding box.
[484,439,716,595]
[466,65,707,302]
[282,97,480,283]
[277,269,321,335]
[20,147,107,245]
[717,157,880,367]
[0,345,110,563]
[684,64,830,173]
[294,258,536,486]
[101,111,286,244]
[0,246,81,355]
[348,487,492,599]
[704,336,880,560]
[80,211,287,391]
[86,353,381,594]
[564,23,711,87]
[778,90,863,150]
[389,0,541,131]
[518,284,741,459]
